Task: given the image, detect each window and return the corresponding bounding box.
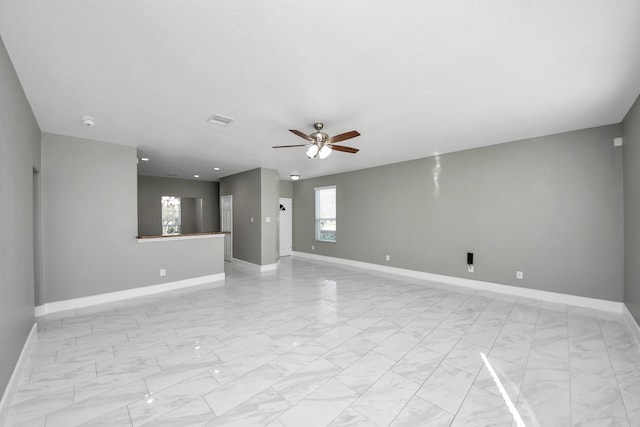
[315,185,336,242]
[161,196,181,235]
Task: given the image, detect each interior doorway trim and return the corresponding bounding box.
[279,197,293,257]
[220,195,233,262]
[32,167,44,306]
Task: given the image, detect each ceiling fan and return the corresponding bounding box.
[273,122,360,159]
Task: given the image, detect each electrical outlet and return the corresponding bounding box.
[312,245,315,250]
[160,268,166,277]
[516,271,524,279]
[468,265,474,273]
[266,217,271,223]
[385,255,390,261]
[250,217,254,223]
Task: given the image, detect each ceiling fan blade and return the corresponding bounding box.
[289,129,314,141]
[329,130,360,143]
[330,144,359,154]
[272,144,309,148]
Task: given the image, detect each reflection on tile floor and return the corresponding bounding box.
[7,257,640,426]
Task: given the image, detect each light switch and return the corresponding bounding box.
[266,217,271,223]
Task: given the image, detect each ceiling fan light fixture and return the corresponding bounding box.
[275,122,360,159]
[306,144,319,158]
[318,144,332,159]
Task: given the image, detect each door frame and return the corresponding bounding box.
[220,195,233,262]
[279,197,293,257]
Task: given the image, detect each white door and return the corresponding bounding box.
[221,195,233,261]
[279,198,293,257]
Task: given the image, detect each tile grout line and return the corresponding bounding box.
[498,297,541,427]
[381,292,503,425]
[595,311,633,426]
[10,258,640,427]
[319,288,462,425]
[448,295,523,426]
[125,405,134,427]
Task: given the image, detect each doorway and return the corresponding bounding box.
[279,198,292,257]
[221,195,233,262]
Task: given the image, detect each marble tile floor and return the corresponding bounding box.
[6,257,640,426]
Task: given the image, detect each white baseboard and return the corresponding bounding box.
[34,305,46,317]
[0,323,37,425]
[293,252,624,313]
[623,304,640,346]
[35,273,225,317]
[260,262,278,272]
[232,258,278,272]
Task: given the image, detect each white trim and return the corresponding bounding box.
[34,273,225,316]
[623,304,640,346]
[315,185,336,243]
[260,263,278,272]
[279,198,293,257]
[232,258,278,272]
[137,234,225,243]
[221,195,233,262]
[0,323,37,425]
[34,305,46,317]
[293,252,625,313]
[313,184,336,191]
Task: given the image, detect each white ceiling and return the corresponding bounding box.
[2,0,639,181]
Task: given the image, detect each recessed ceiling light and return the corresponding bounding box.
[81,116,95,127]
[140,157,149,162]
[213,167,220,171]
[207,114,233,126]
[194,174,200,178]
[290,174,301,181]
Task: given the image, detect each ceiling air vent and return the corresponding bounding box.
[207,114,234,126]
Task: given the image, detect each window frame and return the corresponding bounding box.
[314,185,336,243]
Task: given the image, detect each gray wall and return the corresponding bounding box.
[280,180,294,198]
[220,168,263,265]
[41,133,224,303]
[180,197,197,234]
[293,125,624,301]
[0,35,40,402]
[623,94,640,323]
[137,175,220,236]
[261,169,280,265]
[220,168,280,266]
